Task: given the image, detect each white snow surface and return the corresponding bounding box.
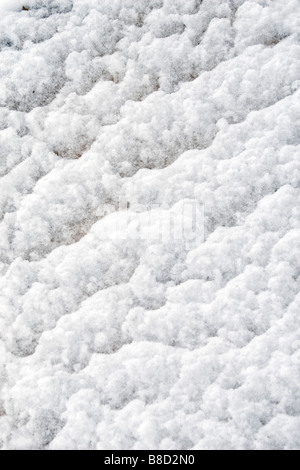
[0,0,300,450]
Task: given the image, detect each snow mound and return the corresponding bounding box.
[0,0,300,450]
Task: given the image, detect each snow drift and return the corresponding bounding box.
[0,0,300,450]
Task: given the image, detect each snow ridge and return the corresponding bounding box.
[0,0,300,450]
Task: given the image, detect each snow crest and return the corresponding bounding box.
[0,0,300,450]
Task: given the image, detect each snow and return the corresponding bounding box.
[0,0,300,450]
[0,1,24,16]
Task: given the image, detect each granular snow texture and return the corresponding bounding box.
[0,0,300,450]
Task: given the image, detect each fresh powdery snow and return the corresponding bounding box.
[0,0,300,450]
